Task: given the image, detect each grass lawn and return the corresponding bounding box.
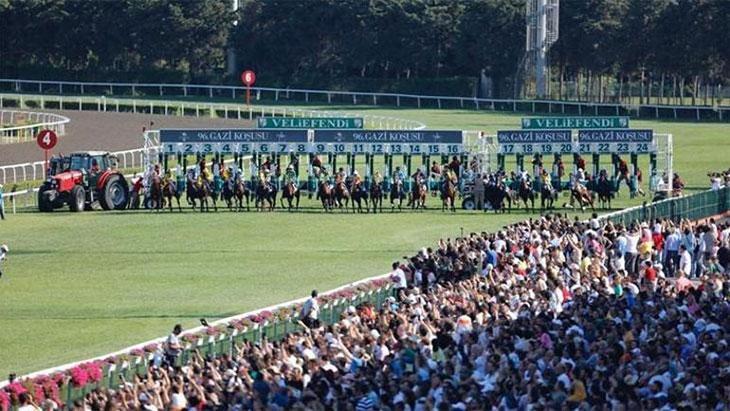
[0,98,728,377]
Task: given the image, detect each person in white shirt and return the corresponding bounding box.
[391,262,407,290]
[679,244,692,278]
[301,289,320,328]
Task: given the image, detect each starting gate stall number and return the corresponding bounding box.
[159,129,309,155]
[577,129,655,154]
[313,130,464,154]
[497,130,573,155]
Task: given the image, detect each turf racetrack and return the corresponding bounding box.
[0,104,728,376]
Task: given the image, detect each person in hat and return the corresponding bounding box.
[0,244,7,279]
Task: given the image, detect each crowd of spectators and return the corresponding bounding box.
[13,213,730,410]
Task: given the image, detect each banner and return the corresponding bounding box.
[521,116,629,129]
[159,128,307,143]
[160,129,308,154]
[497,130,572,155]
[257,117,363,129]
[313,130,463,155]
[577,129,655,154]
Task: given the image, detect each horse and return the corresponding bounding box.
[440,178,457,212]
[316,180,334,212]
[162,178,182,212]
[334,180,351,211]
[540,182,558,210]
[280,181,301,211]
[485,183,510,213]
[149,174,163,210]
[186,172,217,212]
[408,178,427,210]
[389,179,406,211]
[234,176,251,211]
[517,179,535,211]
[566,184,595,212]
[369,181,383,214]
[223,175,250,211]
[350,181,369,213]
[255,181,277,211]
[595,178,614,209]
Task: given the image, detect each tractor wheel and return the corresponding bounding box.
[38,186,54,212]
[69,185,86,212]
[100,174,129,210]
[462,196,476,210]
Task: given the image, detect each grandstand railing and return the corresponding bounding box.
[0,78,727,121]
[0,109,68,144]
[600,186,730,226]
[1,187,728,408]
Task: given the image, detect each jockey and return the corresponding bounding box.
[576,168,586,182]
[430,161,441,178]
[336,167,347,184]
[261,157,272,173]
[373,170,383,185]
[284,164,298,191]
[540,169,552,190]
[352,170,362,190]
[448,156,461,174]
[393,166,406,184]
[576,155,586,173]
[618,158,629,178]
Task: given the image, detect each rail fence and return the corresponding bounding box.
[1,78,728,121]
[0,109,68,144]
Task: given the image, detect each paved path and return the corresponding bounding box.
[0,110,253,165]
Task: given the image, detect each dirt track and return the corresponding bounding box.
[0,110,253,165]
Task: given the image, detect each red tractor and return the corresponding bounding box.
[38,151,129,212]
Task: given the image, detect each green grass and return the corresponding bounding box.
[0,98,728,377]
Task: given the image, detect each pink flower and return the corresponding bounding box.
[259,310,273,320]
[5,382,26,396]
[205,327,219,336]
[83,362,103,383]
[0,389,10,411]
[70,366,88,388]
[143,343,159,353]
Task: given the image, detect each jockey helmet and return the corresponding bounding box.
[354,170,359,175]
[1,244,8,253]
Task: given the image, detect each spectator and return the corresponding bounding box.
[164,324,183,366]
[300,289,320,329]
[679,244,693,277]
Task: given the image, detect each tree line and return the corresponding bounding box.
[1,0,728,102]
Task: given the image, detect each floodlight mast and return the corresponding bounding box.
[526,0,559,98]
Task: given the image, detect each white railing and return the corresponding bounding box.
[1,78,727,121]
[0,109,69,144]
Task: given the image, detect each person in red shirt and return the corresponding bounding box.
[643,260,657,292]
[652,229,664,253]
